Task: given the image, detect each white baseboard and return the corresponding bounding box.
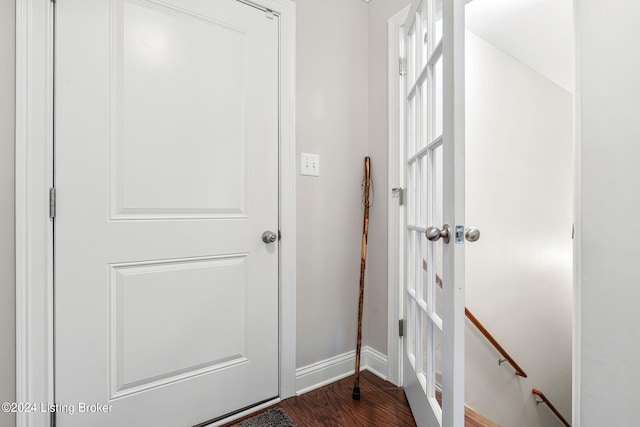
[295,346,388,395]
[363,346,388,380]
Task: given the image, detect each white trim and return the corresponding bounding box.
[295,351,358,396]
[441,1,467,425]
[15,1,296,426]
[363,346,389,380]
[15,1,55,426]
[295,347,389,396]
[265,0,298,401]
[387,5,410,388]
[572,0,581,424]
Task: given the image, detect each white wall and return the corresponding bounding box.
[294,0,414,374]
[576,1,640,425]
[293,0,370,369]
[465,0,574,93]
[364,0,411,358]
[464,31,573,426]
[0,1,16,427]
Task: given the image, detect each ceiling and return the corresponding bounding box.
[465,0,574,93]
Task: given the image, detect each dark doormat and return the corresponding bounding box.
[230,407,297,427]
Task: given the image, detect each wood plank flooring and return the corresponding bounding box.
[222,371,415,427]
[222,370,499,426]
[464,409,501,427]
[436,391,501,427]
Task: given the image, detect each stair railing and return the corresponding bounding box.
[532,389,571,427]
[426,261,571,426]
[464,307,528,377]
[425,260,527,377]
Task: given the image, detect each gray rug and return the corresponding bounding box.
[230,408,297,427]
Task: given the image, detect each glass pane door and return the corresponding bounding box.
[402,0,466,426]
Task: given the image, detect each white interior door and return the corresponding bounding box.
[54,1,279,425]
[402,0,465,426]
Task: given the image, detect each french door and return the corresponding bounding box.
[401,0,465,426]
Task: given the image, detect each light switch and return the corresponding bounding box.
[301,153,320,177]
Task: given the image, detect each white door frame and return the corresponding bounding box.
[15,1,296,426]
[572,12,581,424]
[386,5,410,388]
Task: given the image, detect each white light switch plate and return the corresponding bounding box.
[301,153,320,177]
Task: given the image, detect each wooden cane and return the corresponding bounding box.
[353,157,371,400]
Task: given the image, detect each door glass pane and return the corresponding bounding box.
[420,84,429,151]
[420,4,429,68]
[422,254,429,305]
[419,155,428,227]
[408,230,416,293]
[432,145,444,319]
[434,0,443,48]
[434,266,443,320]
[433,323,443,407]
[420,310,429,384]
[408,300,416,364]
[408,161,416,225]
[420,230,428,304]
[415,231,422,299]
[408,96,416,157]
[433,55,443,139]
[418,156,428,306]
[420,156,429,305]
[431,146,443,233]
[408,25,416,87]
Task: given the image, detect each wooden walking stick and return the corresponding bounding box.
[353,157,371,400]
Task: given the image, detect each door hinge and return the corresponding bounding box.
[265,9,274,19]
[399,57,407,76]
[391,187,404,206]
[49,187,56,219]
[399,319,404,337]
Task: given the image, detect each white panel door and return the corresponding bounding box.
[402,0,465,426]
[54,1,279,425]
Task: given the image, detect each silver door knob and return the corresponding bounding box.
[465,227,480,242]
[262,231,278,244]
[425,224,450,244]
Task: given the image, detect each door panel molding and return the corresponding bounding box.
[14,1,296,426]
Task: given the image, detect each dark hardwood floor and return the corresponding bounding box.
[222,370,499,426]
[435,392,500,427]
[222,370,416,427]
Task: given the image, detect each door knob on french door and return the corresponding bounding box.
[425,224,451,244]
[262,231,278,244]
[465,227,480,242]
